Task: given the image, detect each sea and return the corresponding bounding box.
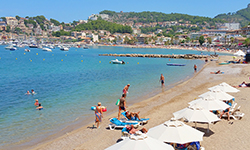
[0,45,229,148]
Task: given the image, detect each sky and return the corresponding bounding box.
[0,0,249,23]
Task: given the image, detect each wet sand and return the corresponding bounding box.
[31,55,249,150]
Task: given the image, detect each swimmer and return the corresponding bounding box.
[34,99,39,106]
[31,89,35,94]
[36,103,43,110]
[26,90,30,95]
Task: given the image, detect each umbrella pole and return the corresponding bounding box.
[195,122,197,128]
[207,123,209,133]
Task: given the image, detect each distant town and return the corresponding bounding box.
[0,11,250,49]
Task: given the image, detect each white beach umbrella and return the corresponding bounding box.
[105,133,174,150]
[233,50,245,56]
[188,95,230,110]
[173,104,220,123]
[147,119,204,144]
[208,82,240,93]
[199,88,234,101]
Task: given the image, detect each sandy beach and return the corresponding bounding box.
[30,55,249,150]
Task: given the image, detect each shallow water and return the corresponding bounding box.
[0,45,224,148]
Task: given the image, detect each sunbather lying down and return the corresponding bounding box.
[234,82,250,88]
[123,125,148,134]
[210,70,224,74]
[125,111,141,120]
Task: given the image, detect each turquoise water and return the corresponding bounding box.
[0,45,221,148]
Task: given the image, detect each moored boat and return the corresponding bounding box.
[24,49,30,52]
[42,48,52,52]
[166,63,186,66]
[111,59,125,64]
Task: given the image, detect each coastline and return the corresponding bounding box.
[31,55,250,150]
[10,55,248,150]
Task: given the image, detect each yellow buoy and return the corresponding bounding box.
[43,59,45,61]
[36,53,38,55]
[0,57,1,59]
[30,60,32,62]
[52,54,54,56]
[99,61,101,63]
[24,53,26,55]
[65,54,67,56]
[16,58,17,60]
[137,62,139,64]
[109,61,111,63]
[61,59,63,61]
[81,60,83,62]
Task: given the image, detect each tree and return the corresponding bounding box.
[6,25,10,32]
[15,27,21,34]
[230,37,234,44]
[16,15,21,20]
[207,37,212,44]
[199,36,205,46]
[244,38,250,48]
[186,37,190,43]
[1,17,6,22]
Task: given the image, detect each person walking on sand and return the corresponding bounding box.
[123,84,130,98]
[118,94,126,120]
[94,102,103,128]
[160,74,165,87]
[194,64,197,73]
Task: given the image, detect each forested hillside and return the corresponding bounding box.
[100,10,225,25]
[215,4,250,27]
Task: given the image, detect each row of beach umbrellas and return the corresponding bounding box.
[105,82,239,150]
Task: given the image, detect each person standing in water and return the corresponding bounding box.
[123,84,130,98]
[194,64,197,73]
[94,102,103,128]
[34,99,39,106]
[160,74,165,87]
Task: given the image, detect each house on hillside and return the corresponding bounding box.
[0,21,6,31]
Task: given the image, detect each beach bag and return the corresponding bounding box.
[116,99,120,106]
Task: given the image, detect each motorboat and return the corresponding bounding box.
[111,59,125,64]
[24,49,30,52]
[83,45,89,49]
[5,45,17,50]
[166,63,186,66]
[60,47,69,51]
[29,44,38,48]
[42,48,52,52]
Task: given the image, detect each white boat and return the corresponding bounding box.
[42,48,52,52]
[5,45,17,50]
[111,59,125,64]
[60,47,69,51]
[24,49,30,52]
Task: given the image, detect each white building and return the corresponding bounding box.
[88,14,109,20]
[224,23,240,30]
[87,34,99,42]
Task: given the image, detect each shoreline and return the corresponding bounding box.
[29,58,210,150]
[31,55,250,150]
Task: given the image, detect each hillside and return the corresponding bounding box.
[215,4,250,27]
[100,10,225,25]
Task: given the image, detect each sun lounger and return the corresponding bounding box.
[108,118,139,130]
[121,112,150,125]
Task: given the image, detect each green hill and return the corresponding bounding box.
[215,4,250,27]
[100,10,225,25]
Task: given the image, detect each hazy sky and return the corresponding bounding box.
[0,0,249,22]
